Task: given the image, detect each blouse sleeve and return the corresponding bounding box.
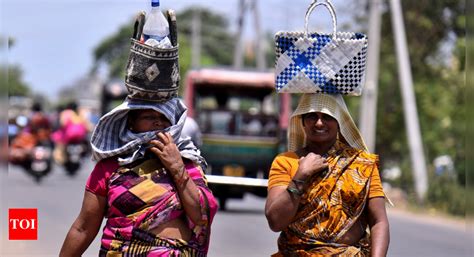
[368,162,386,199]
[85,158,117,197]
[268,153,294,190]
[184,161,218,250]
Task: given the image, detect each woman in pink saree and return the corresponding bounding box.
[60,98,218,257]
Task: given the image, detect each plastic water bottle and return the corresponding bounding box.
[143,0,170,44]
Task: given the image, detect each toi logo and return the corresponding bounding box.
[9,208,38,240]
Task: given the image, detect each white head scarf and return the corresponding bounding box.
[288,93,368,152]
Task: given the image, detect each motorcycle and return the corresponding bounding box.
[63,140,89,176]
[9,131,54,184]
[28,143,53,183]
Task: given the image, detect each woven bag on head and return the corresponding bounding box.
[275,0,368,95]
[125,10,180,102]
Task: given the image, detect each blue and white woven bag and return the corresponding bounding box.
[275,0,368,95]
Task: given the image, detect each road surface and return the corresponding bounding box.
[1,159,470,256]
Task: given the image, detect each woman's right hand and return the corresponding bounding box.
[295,153,328,180]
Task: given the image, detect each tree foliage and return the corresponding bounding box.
[92,25,134,79]
[349,0,465,211]
[177,7,236,66]
[92,7,237,82]
[4,66,31,97]
[1,36,31,97]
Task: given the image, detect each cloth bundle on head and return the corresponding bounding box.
[289,93,367,152]
[90,98,205,167]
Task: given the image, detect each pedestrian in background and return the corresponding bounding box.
[265,93,390,256]
[182,116,203,148]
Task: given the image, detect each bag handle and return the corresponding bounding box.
[304,0,338,39]
[132,11,146,40]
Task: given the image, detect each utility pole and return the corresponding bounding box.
[251,0,265,70]
[390,0,428,202]
[359,0,383,153]
[233,0,246,69]
[233,0,265,70]
[191,9,202,69]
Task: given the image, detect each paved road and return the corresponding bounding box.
[386,209,469,257]
[1,159,471,256]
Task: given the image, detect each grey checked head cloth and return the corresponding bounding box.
[90,98,205,167]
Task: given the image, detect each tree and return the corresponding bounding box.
[92,7,237,83]
[177,7,236,66]
[348,0,465,213]
[3,66,31,97]
[92,25,134,79]
[0,36,31,97]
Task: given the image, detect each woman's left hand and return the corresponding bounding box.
[149,132,184,174]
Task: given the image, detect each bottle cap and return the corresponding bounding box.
[151,0,160,7]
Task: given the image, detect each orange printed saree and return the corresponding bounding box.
[268,140,384,256]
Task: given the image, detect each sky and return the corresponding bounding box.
[2,0,349,101]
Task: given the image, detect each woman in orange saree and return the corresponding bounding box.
[265,94,389,256]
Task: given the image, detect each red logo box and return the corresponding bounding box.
[9,208,38,240]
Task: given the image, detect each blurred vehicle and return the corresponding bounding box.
[184,68,291,209]
[10,140,53,183]
[63,140,89,176]
[51,102,89,172]
[100,79,129,115]
[28,142,54,183]
[9,102,54,183]
[8,117,21,142]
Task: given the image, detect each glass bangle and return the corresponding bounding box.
[292,178,305,187]
[287,186,303,196]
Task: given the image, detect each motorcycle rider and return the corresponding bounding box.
[9,102,52,166]
[51,101,89,164]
